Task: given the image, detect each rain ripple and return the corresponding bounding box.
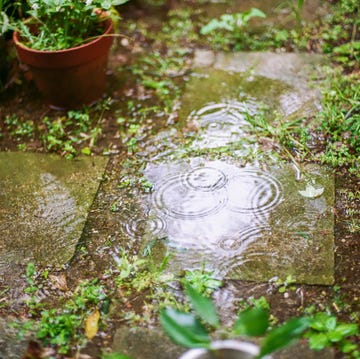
[153,169,228,219]
[227,168,283,216]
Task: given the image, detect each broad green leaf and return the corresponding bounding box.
[325,316,337,331]
[327,329,344,343]
[332,323,359,339]
[308,332,329,350]
[160,308,211,348]
[242,8,266,23]
[259,317,310,357]
[233,308,269,337]
[298,184,324,198]
[185,285,220,328]
[341,341,358,354]
[310,312,334,332]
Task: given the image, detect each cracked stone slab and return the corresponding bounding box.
[0,152,108,273]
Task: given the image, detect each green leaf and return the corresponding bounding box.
[310,312,335,332]
[341,340,358,353]
[160,308,211,348]
[81,147,91,155]
[325,316,337,331]
[297,0,304,10]
[233,308,269,337]
[308,332,329,350]
[259,317,310,357]
[185,285,220,328]
[327,329,343,343]
[331,323,359,339]
[242,8,266,23]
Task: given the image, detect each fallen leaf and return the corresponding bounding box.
[49,274,68,291]
[85,308,100,340]
[298,184,324,199]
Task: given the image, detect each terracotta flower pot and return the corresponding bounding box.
[179,340,270,359]
[13,18,114,109]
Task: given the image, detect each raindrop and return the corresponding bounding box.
[218,225,270,252]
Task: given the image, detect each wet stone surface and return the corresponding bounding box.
[190,51,325,120]
[0,152,108,277]
[87,52,334,285]
[0,318,31,359]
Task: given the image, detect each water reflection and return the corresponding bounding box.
[188,100,258,148]
[226,168,282,215]
[129,160,334,283]
[153,173,228,219]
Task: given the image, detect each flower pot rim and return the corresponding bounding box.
[210,340,260,353]
[12,16,114,55]
[179,340,268,359]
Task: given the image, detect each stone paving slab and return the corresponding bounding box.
[0,152,108,273]
[0,317,30,359]
[103,52,334,285]
[190,51,325,119]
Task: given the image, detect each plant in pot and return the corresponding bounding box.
[0,0,25,89]
[160,284,310,359]
[0,7,10,89]
[9,0,129,109]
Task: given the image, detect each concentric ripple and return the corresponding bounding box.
[187,101,256,147]
[218,225,270,252]
[185,167,227,192]
[189,101,257,124]
[227,169,282,215]
[124,215,167,239]
[153,174,227,219]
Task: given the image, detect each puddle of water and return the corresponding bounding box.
[107,158,334,285]
[141,159,334,284]
[187,100,258,149]
[0,152,108,272]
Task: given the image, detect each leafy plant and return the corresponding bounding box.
[21,264,110,355]
[36,279,108,354]
[201,8,266,36]
[275,0,305,28]
[180,269,222,297]
[305,312,359,358]
[2,0,129,51]
[160,284,310,358]
[0,9,9,34]
[200,8,266,50]
[115,250,179,314]
[315,69,360,174]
